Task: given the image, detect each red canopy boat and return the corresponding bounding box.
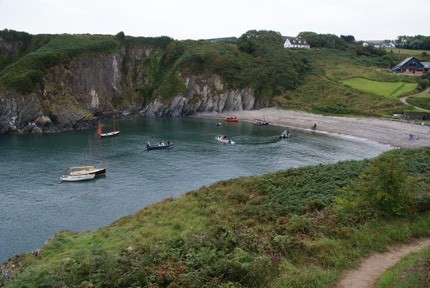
[225,116,238,122]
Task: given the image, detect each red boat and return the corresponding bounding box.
[225,116,238,122]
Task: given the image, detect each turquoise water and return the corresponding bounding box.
[0,117,390,262]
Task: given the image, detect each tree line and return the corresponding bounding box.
[395,35,430,50]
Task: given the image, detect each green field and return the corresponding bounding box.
[341,78,417,98]
[385,48,430,58]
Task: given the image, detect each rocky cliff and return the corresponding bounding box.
[0,44,258,134]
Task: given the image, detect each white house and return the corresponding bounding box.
[362,40,396,48]
[283,37,310,49]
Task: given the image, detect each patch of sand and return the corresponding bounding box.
[195,108,430,148]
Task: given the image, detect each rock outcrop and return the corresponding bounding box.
[0,44,259,134]
[143,75,256,117]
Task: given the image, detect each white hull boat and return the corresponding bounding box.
[215,135,235,144]
[60,173,95,182]
[69,166,106,176]
[100,130,120,138]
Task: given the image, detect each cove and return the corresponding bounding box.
[0,117,390,262]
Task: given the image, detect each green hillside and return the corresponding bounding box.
[277,49,423,116]
[2,147,430,287]
[2,29,426,118]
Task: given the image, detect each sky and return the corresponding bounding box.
[1,0,428,41]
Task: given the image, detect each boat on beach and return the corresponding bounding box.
[215,135,235,144]
[60,173,96,182]
[253,119,270,125]
[225,116,238,122]
[146,142,174,151]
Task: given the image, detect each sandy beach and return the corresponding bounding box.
[196,108,430,148]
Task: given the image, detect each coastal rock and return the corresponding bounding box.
[142,75,256,117]
[0,91,43,133]
[35,116,52,127]
[0,42,261,134]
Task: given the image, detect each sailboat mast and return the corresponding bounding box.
[89,138,94,165]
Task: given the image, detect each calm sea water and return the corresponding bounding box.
[0,117,391,262]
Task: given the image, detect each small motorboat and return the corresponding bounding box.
[253,119,270,125]
[60,173,96,182]
[215,135,235,144]
[225,116,238,122]
[146,142,174,151]
[280,130,290,139]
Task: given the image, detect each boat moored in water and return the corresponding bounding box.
[215,135,235,144]
[69,166,106,176]
[146,142,174,151]
[97,115,120,138]
[280,130,290,139]
[60,173,96,182]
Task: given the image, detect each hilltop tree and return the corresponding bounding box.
[298,31,349,50]
[237,30,284,56]
[340,35,355,44]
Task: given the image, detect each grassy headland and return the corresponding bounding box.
[1,29,427,118]
[2,147,430,287]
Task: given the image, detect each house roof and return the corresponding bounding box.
[397,57,415,67]
[422,62,430,69]
[285,37,309,45]
[392,57,424,70]
[390,57,430,72]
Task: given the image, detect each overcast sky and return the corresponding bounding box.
[1,0,428,41]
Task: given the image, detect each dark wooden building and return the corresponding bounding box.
[391,57,427,74]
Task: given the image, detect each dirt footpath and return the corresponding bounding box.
[336,238,430,288]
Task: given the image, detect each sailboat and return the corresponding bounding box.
[62,137,107,180]
[97,115,120,138]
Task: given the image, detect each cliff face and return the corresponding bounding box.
[0,44,258,134]
[144,75,256,117]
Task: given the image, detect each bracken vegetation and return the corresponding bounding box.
[2,147,430,287]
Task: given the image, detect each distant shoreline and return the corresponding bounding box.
[195,108,430,148]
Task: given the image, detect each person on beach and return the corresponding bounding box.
[312,123,317,130]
